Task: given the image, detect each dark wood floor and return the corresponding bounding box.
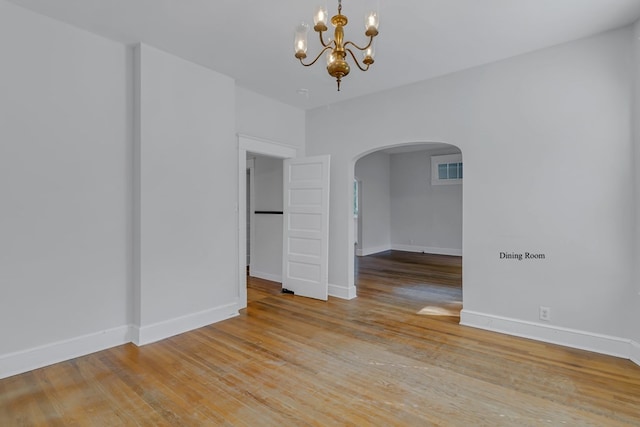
[355,251,463,320]
[2,251,639,426]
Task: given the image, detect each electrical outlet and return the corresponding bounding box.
[539,306,551,321]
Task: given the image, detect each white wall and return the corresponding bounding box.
[355,151,391,255]
[133,44,238,344]
[0,1,309,378]
[307,27,636,358]
[251,155,284,282]
[0,1,132,377]
[236,86,305,154]
[631,19,640,365]
[390,149,462,256]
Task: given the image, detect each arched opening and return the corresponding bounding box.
[351,141,463,320]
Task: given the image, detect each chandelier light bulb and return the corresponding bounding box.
[364,11,379,37]
[294,22,309,58]
[365,45,374,59]
[314,7,328,26]
[366,12,378,31]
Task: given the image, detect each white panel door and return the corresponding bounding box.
[282,155,330,300]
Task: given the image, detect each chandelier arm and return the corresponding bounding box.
[343,35,374,52]
[345,48,371,72]
[318,30,333,48]
[298,46,334,67]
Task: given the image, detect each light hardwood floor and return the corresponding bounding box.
[2,251,639,426]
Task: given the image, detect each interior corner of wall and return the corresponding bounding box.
[130,324,142,346]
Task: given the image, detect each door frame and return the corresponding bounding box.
[246,158,255,274]
[237,134,298,309]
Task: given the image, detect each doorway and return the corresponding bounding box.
[237,135,297,309]
[247,154,285,284]
[238,135,332,307]
[352,142,463,313]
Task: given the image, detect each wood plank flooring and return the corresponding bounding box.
[2,250,640,426]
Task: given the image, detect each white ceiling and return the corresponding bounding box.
[8,0,640,110]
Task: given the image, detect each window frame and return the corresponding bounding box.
[431,153,463,185]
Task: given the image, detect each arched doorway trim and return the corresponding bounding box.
[348,141,463,306]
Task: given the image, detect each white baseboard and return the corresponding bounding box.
[356,245,391,257]
[1,303,241,379]
[460,310,631,359]
[250,270,282,283]
[0,325,131,380]
[390,244,462,257]
[631,340,640,367]
[132,302,239,346]
[329,283,357,300]
[3,308,635,380]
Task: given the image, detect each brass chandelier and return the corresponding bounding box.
[294,0,379,91]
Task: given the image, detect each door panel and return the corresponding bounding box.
[282,155,330,300]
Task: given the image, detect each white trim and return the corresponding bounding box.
[1,302,242,379]
[239,134,299,157]
[356,244,392,257]
[247,159,255,269]
[238,134,297,310]
[460,310,631,360]
[390,244,462,257]
[250,270,282,283]
[0,326,132,380]
[345,160,358,305]
[238,145,247,309]
[329,283,357,300]
[631,340,640,367]
[132,302,239,346]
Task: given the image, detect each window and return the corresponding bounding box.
[431,154,462,185]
